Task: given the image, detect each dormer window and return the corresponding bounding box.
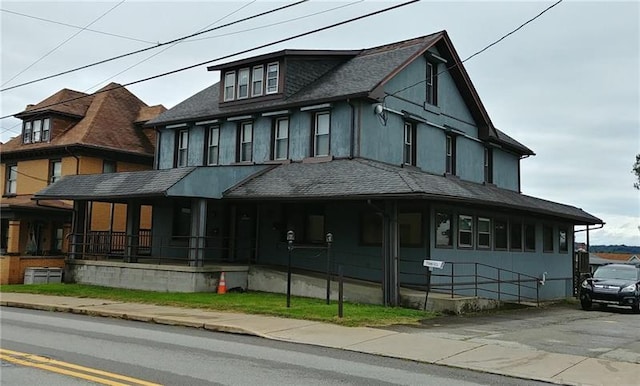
[23,118,50,144]
[266,62,279,94]
[252,65,263,97]
[224,71,236,101]
[237,68,249,99]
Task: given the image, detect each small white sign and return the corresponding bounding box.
[423,259,445,269]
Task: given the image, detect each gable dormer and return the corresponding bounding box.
[208,50,358,107]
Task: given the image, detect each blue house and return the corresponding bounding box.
[36,31,602,305]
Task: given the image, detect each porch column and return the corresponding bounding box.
[188,199,207,267]
[70,201,87,260]
[7,220,21,254]
[125,200,141,262]
[383,200,400,306]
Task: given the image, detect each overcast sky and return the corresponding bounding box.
[1,0,638,246]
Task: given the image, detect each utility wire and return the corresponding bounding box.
[85,0,257,93]
[0,8,156,45]
[0,0,419,121]
[386,0,564,99]
[86,0,363,93]
[1,1,126,88]
[0,0,309,92]
[186,0,364,43]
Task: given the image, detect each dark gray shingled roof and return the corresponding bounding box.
[146,34,441,126]
[226,158,602,225]
[493,128,534,155]
[35,167,196,201]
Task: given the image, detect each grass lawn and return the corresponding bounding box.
[0,284,437,327]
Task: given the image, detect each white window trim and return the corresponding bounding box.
[458,214,473,248]
[313,111,330,157]
[252,65,264,97]
[224,71,236,101]
[237,68,250,99]
[477,217,491,249]
[404,122,413,165]
[6,164,17,195]
[207,126,220,165]
[274,117,289,160]
[240,122,253,162]
[266,62,279,94]
[177,130,189,167]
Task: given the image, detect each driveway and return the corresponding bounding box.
[387,302,640,364]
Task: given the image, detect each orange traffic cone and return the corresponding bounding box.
[217,272,227,294]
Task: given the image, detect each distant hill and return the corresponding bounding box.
[589,245,640,254]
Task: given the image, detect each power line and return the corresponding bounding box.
[0,0,419,122]
[85,0,258,93]
[0,0,309,93]
[386,0,564,99]
[0,8,156,45]
[1,1,126,88]
[86,0,363,93]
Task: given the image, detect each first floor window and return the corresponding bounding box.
[543,225,554,252]
[477,217,491,248]
[49,160,62,184]
[494,219,508,249]
[404,122,416,165]
[559,227,568,253]
[510,221,523,251]
[173,201,191,238]
[52,224,64,253]
[306,214,325,244]
[273,117,289,160]
[458,215,473,248]
[177,130,189,167]
[283,205,325,244]
[207,126,220,165]
[399,212,422,247]
[5,164,17,195]
[239,122,253,162]
[435,211,453,247]
[524,223,536,251]
[313,112,330,156]
[360,212,382,245]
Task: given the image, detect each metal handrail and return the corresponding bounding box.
[431,261,539,305]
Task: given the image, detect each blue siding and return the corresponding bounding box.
[493,150,520,191]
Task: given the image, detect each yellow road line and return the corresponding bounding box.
[0,348,162,386]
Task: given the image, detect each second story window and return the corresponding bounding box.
[403,122,416,166]
[484,147,493,183]
[313,111,330,157]
[237,68,249,99]
[238,122,253,162]
[49,160,62,184]
[103,160,116,173]
[445,135,456,174]
[426,62,438,105]
[252,65,264,97]
[5,164,17,195]
[207,126,220,165]
[273,117,289,160]
[224,71,236,101]
[177,130,189,167]
[266,62,279,94]
[23,118,50,144]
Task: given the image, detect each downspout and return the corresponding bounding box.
[518,154,531,193]
[347,99,356,159]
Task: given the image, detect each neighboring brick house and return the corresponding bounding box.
[0,83,165,283]
[36,32,602,304]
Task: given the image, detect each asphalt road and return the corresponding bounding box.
[387,302,640,364]
[0,308,551,386]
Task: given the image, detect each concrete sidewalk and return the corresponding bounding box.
[1,293,638,386]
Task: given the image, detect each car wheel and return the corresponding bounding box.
[580,298,592,311]
[632,301,640,314]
